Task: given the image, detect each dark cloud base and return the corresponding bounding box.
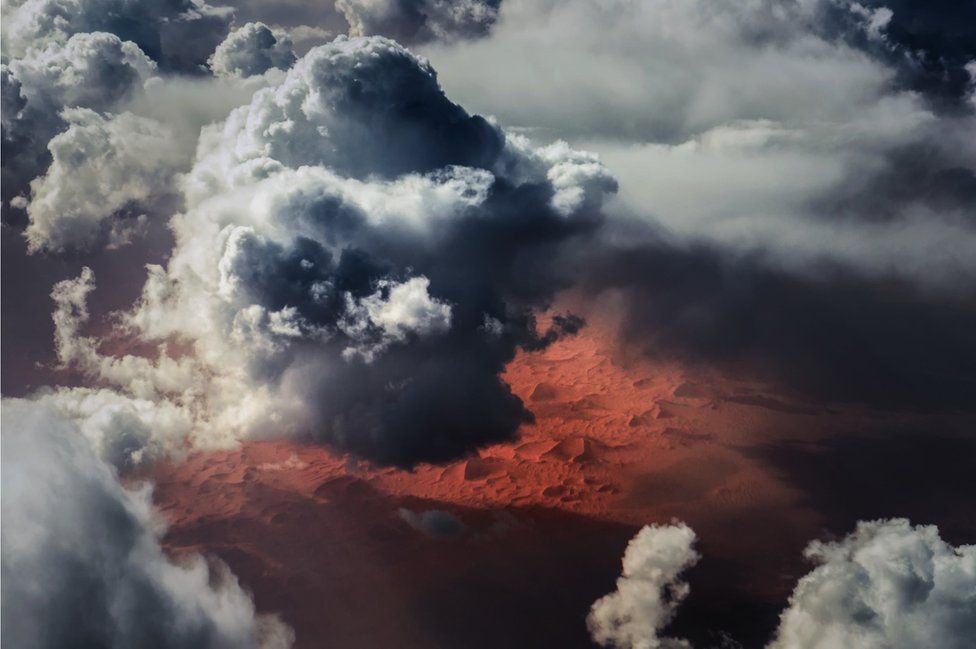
[584,238,976,411]
[745,423,976,543]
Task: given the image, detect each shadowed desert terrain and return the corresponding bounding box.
[145,306,976,647]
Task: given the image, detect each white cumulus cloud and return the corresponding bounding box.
[588,522,699,649]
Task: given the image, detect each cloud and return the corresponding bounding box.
[51,267,204,403]
[44,36,614,466]
[0,398,294,649]
[589,519,976,649]
[587,522,699,649]
[26,387,194,468]
[186,35,507,189]
[423,0,976,288]
[219,0,500,47]
[340,275,453,362]
[1,0,233,73]
[842,0,976,106]
[769,519,976,649]
[0,1,273,240]
[421,0,976,409]
[581,235,976,410]
[1,31,156,214]
[337,0,500,44]
[423,0,902,142]
[210,22,297,78]
[24,108,186,253]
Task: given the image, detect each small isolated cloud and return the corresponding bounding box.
[0,399,294,649]
[769,518,976,649]
[210,22,297,78]
[588,522,699,649]
[398,507,465,538]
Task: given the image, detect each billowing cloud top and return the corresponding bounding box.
[1,0,233,72]
[2,31,157,210]
[592,519,976,649]
[209,21,297,78]
[48,35,615,467]
[770,518,976,649]
[188,35,505,190]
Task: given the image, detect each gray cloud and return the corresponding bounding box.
[24,108,186,253]
[338,0,500,44]
[421,0,976,409]
[423,0,976,289]
[1,0,233,73]
[210,22,297,78]
[221,0,500,47]
[423,0,900,142]
[2,32,156,213]
[0,398,294,649]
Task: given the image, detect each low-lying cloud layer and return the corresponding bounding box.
[0,399,294,649]
[425,0,976,409]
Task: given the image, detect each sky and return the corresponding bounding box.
[1,1,975,647]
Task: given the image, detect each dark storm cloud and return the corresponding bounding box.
[811,139,976,227]
[583,235,976,410]
[0,399,294,649]
[53,35,615,467]
[745,424,976,540]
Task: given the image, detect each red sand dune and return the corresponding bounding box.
[144,308,976,647]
